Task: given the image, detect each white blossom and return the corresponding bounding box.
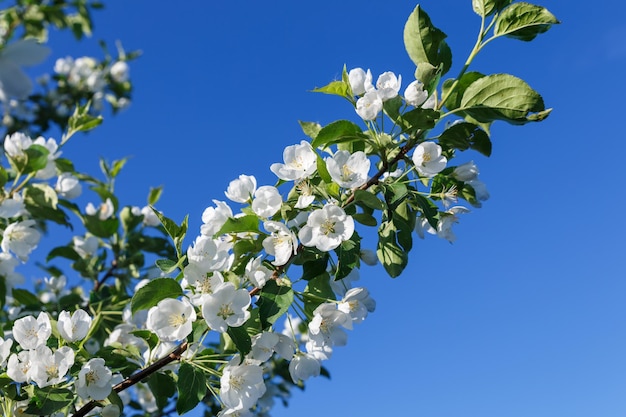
[225,174,257,203]
[146,297,196,342]
[348,67,373,96]
[85,198,114,220]
[57,309,92,342]
[55,173,82,199]
[355,90,383,120]
[0,197,26,219]
[12,312,51,350]
[251,185,282,218]
[437,206,470,243]
[33,136,61,179]
[468,179,490,202]
[4,132,31,159]
[244,256,273,289]
[0,337,12,367]
[76,358,113,401]
[338,287,376,323]
[412,141,447,177]
[360,249,378,266]
[140,205,161,227]
[298,205,354,252]
[270,141,317,181]
[376,71,402,101]
[73,235,99,258]
[1,219,41,261]
[220,356,266,411]
[288,352,321,383]
[262,221,298,266]
[452,161,479,182]
[202,282,251,333]
[325,150,370,188]
[6,350,34,383]
[200,200,233,236]
[30,345,74,387]
[306,303,352,360]
[109,61,130,83]
[0,39,50,99]
[404,79,429,107]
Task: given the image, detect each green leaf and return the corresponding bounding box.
[176,362,207,415]
[438,122,492,156]
[353,189,384,210]
[312,120,366,149]
[148,186,163,206]
[316,153,333,184]
[404,5,452,75]
[0,166,7,188]
[151,210,188,256]
[311,80,350,98]
[459,73,550,124]
[84,215,119,238]
[257,280,294,329]
[353,213,377,226]
[398,108,440,133]
[24,144,50,173]
[335,232,361,280]
[46,246,80,262]
[377,220,408,278]
[131,278,183,314]
[227,324,252,357]
[303,273,335,318]
[299,121,322,140]
[148,372,176,410]
[24,387,74,415]
[12,289,42,308]
[472,0,512,17]
[442,72,484,111]
[495,2,559,41]
[66,102,103,139]
[155,258,184,274]
[217,215,260,235]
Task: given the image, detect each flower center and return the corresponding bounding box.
[86,369,98,385]
[218,304,234,320]
[341,164,354,181]
[422,153,431,163]
[320,219,336,236]
[168,313,187,327]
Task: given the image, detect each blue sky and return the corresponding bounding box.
[34,1,626,416]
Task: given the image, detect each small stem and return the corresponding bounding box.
[72,342,189,417]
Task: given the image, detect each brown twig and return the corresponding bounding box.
[72,342,189,417]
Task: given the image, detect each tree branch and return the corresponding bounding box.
[72,342,189,417]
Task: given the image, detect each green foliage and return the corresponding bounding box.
[131,278,183,314]
[257,280,294,329]
[404,5,452,76]
[176,363,207,414]
[494,2,559,41]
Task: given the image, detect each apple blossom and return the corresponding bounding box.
[0,196,26,219]
[200,200,233,236]
[360,249,378,266]
[0,336,12,366]
[30,345,75,387]
[270,141,317,181]
[0,39,50,99]
[220,356,266,411]
[355,90,383,120]
[326,150,370,188]
[437,206,470,243]
[412,141,447,177]
[225,174,257,203]
[288,352,321,383]
[202,282,251,333]
[57,309,92,342]
[252,185,282,218]
[13,312,52,350]
[404,79,429,107]
[101,404,121,417]
[294,179,315,208]
[330,268,360,297]
[4,131,32,159]
[1,219,41,261]
[109,60,130,83]
[338,287,376,323]
[244,255,273,289]
[85,198,114,220]
[298,205,355,252]
[33,136,61,179]
[250,331,295,362]
[6,350,34,383]
[452,161,479,182]
[140,205,161,226]
[146,297,196,342]
[262,220,298,266]
[73,235,99,258]
[55,173,82,199]
[376,71,402,101]
[306,303,352,360]
[76,357,113,401]
[468,179,490,201]
[348,67,373,96]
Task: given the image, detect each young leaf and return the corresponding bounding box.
[311,120,365,149]
[472,0,512,17]
[299,121,322,140]
[257,280,294,329]
[176,363,207,415]
[404,5,452,75]
[311,80,350,98]
[217,215,261,235]
[459,73,551,124]
[131,278,183,314]
[495,2,559,41]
